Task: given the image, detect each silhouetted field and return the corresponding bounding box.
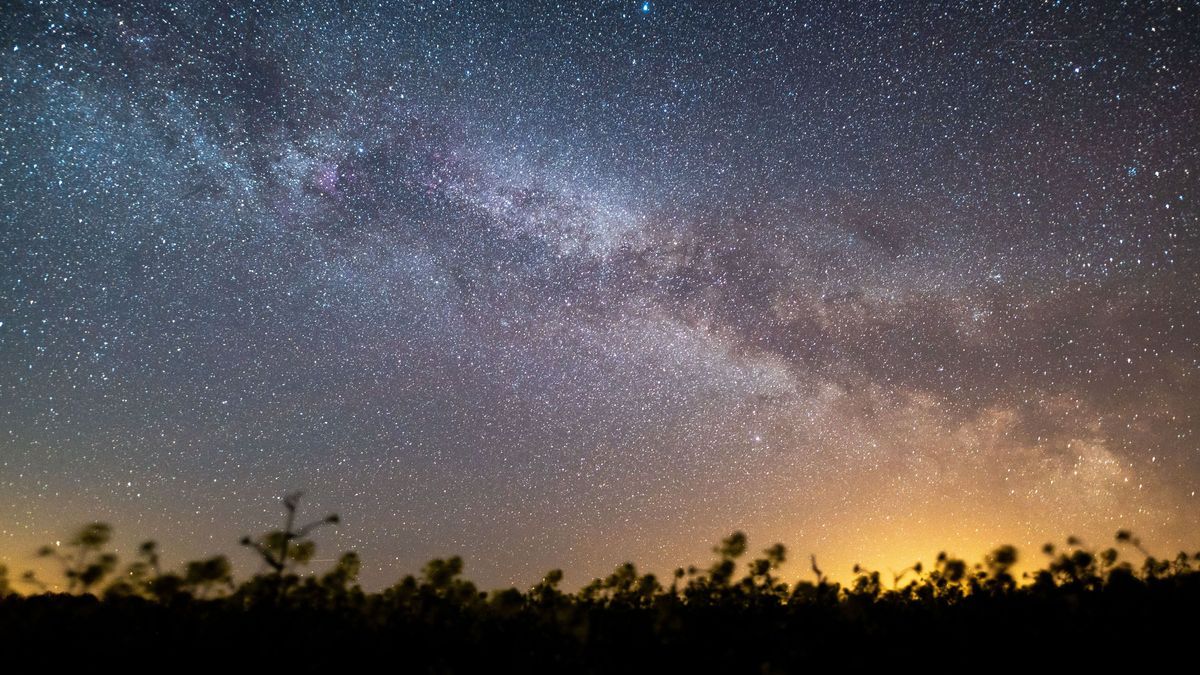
[2,493,1196,671]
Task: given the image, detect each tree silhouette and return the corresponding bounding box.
[0,563,11,598]
[183,555,234,598]
[1116,529,1153,558]
[707,530,747,587]
[983,544,1018,592]
[240,491,339,576]
[35,522,118,594]
[238,491,339,604]
[3,511,1198,671]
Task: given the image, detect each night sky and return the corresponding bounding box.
[2,1,1197,590]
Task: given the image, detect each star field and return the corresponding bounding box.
[1,1,1197,589]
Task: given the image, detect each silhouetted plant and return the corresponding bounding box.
[744,542,787,595]
[231,492,340,608]
[889,561,922,590]
[983,544,1018,593]
[240,492,339,577]
[183,555,234,598]
[19,570,47,593]
[35,522,118,594]
[530,568,565,607]
[809,554,825,584]
[705,531,747,588]
[1116,529,1153,558]
[582,561,660,607]
[320,551,362,591]
[4,510,1198,670]
[849,564,883,599]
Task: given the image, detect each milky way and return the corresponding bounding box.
[1,1,1197,588]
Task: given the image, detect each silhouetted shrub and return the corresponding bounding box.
[3,505,1196,670]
